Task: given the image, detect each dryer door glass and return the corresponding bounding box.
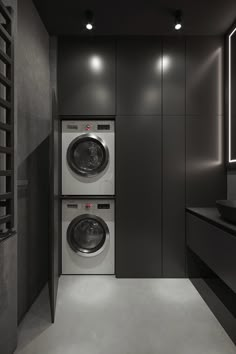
[67,134,109,177]
[67,215,108,256]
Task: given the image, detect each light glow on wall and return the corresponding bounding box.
[156,56,171,73]
[89,55,103,73]
[228,27,236,163]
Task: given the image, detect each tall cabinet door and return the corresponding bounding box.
[58,38,116,116]
[117,38,162,115]
[116,115,162,277]
[162,38,186,277]
[116,38,162,277]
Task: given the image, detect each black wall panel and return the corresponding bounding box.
[231,32,236,162]
[49,38,60,323]
[0,237,17,354]
[163,38,185,115]
[17,0,51,322]
[186,117,226,207]
[0,1,17,352]
[227,171,236,199]
[49,90,59,323]
[28,138,50,301]
[231,34,236,118]
[186,37,224,116]
[116,115,162,277]
[117,38,162,115]
[163,117,186,277]
[58,38,116,116]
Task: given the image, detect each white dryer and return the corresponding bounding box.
[62,199,115,274]
[62,120,115,195]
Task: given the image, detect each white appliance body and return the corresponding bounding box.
[62,120,115,195]
[62,199,115,274]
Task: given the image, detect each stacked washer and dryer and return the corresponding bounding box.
[61,120,115,274]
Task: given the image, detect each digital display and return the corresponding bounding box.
[97,204,110,209]
[67,125,78,130]
[97,124,110,130]
[67,204,78,208]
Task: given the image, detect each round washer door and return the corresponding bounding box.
[67,214,110,257]
[67,133,109,177]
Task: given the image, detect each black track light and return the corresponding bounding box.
[85,10,94,31]
[174,10,182,31]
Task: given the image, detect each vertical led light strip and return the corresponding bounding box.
[229,27,236,163]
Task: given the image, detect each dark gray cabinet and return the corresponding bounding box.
[186,37,224,116]
[163,38,185,116]
[58,38,116,116]
[187,212,236,293]
[116,115,162,277]
[163,117,186,277]
[0,237,17,354]
[117,38,162,115]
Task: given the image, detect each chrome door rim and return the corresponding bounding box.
[67,133,109,177]
[67,214,110,257]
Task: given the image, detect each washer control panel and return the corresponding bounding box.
[67,202,111,210]
[63,200,114,221]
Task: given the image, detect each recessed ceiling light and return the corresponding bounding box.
[174,10,182,31]
[175,23,182,30]
[86,23,93,31]
[85,10,94,31]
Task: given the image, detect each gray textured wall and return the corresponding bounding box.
[0,1,17,353]
[17,0,51,322]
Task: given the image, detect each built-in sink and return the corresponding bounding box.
[216,200,236,225]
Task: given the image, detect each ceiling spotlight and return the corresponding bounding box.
[174,10,182,31]
[85,10,94,31]
[86,23,93,30]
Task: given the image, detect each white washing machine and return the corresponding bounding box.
[62,199,115,274]
[62,120,115,195]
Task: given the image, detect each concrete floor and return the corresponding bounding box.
[15,276,236,354]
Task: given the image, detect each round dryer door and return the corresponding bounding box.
[67,214,110,257]
[67,133,109,177]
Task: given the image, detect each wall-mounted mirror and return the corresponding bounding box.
[227,24,236,168]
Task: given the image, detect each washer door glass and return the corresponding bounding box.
[67,215,108,256]
[67,134,109,177]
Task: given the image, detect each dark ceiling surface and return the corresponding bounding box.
[33,0,236,36]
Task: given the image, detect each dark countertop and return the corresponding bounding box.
[186,207,236,236]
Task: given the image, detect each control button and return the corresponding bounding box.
[85,124,91,131]
[85,203,92,209]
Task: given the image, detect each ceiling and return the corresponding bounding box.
[33,0,236,36]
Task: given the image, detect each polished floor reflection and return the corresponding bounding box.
[15,277,236,354]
